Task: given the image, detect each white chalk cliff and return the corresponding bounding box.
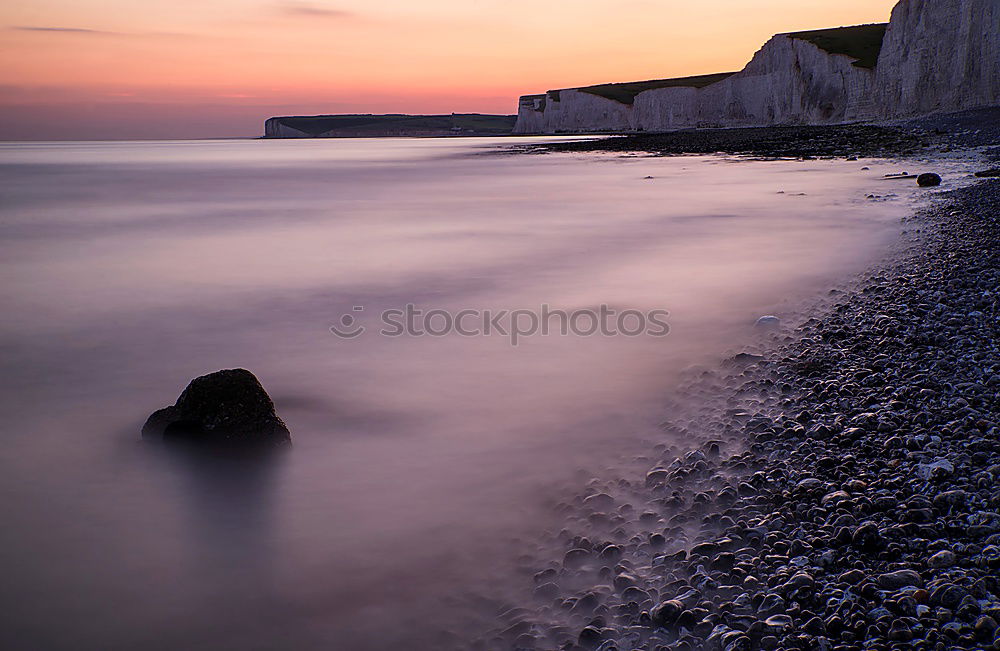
[516,89,634,134]
[637,32,879,130]
[874,0,999,118]
[513,0,999,134]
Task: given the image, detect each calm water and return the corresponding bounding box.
[0,138,943,649]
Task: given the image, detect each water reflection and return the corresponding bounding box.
[158,442,285,583]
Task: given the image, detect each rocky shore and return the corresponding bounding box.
[479,173,1000,650]
[519,108,1000,160]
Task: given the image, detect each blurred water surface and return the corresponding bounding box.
[0,137,932,649]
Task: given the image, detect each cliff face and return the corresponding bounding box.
[515,95,549,134]
[264,118,310,138]
[515,29,882,134]
[630,86,700,131]
[636,34,878,130]
[515,33,879,133]
[701,34,878,127]
[546,89,635,132]
[513,0,998,134]
[512,90,634,134]
[874,0,1000,118]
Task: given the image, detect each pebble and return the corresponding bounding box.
[878,569,923,590]
[784,572,815,591]
[763,614,793,632]
[650,600,685,627]
[888,619,915,642]
[917,458,955,480]
[928,549,957,568]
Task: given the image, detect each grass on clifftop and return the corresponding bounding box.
[786,23,888,69]
[578,72,738,105]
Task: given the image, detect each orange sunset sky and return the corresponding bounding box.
[0,0,899,140]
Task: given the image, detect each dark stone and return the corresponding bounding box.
[676,609,697,628]
[563,548,591,569]
[802,616,826,635]
[917,172,942,187]
[764,614,793,632]
[974,168,1000,178]
[928,550,956,568]
[930,583,967,609]
[852,522,885,552]
[888,619,914,642]
[878,569,923,590]
[976,615,998,640]
[730,352,765,365]
[142,369,290,447]
[578,625,602,647]
[711,552,736,571]
[650,599,685,627]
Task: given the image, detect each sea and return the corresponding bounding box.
[0,137,952,649]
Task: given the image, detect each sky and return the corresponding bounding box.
[0,0,900,140]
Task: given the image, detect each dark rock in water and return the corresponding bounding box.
[917,172,942,187]
[142,368,290,447]
[974,168,1000,178]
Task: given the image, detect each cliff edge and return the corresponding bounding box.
[513,0,999,134]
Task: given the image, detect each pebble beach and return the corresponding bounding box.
[480,151,1000,650]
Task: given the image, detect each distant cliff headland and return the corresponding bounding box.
[266,0,998,139]
[263,113,515,138]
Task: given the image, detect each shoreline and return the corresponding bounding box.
[478,167,1000,649]
[514,108,1000,161]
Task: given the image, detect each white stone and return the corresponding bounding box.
[916,459,955,480]
[755,315,782,328]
